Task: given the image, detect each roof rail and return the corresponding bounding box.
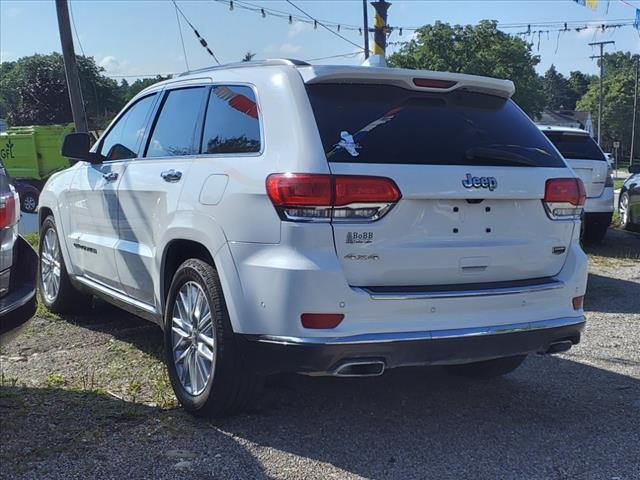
[178,58,310,77]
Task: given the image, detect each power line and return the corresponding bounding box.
[284,0,364,51]
[68,0,85,57]
[173,1,190,70]
[172,0,221,65]
[304,51,364,62]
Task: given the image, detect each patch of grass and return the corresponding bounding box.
[22,232,39,249]
[44,373,66,388]
[614,179,625,191]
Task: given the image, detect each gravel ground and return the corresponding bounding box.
[1,228,639,480]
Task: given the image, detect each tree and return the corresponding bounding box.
[0,53,123,128]
[388,20,545,117]
[542,65,573,110]
[123,75,171,103]
[577,52,639,160]
[242,51,256,62]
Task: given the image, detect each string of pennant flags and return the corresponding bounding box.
[573,0,640,30]
[173,0,639,66]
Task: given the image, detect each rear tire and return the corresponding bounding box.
[582,216,610,245]
[20,190,38,214]
[445,354,527,378]
[38,215,92,313]
[164,259,263,418]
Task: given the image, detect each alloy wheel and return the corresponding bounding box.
[171,281,216,396]
[40,227,61,303]
[619,194,629,226]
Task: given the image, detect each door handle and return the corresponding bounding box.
[161,169,182,183]
[102,171,119,182]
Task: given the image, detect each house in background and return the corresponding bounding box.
[536,110,594,136]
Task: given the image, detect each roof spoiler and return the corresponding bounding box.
[300,66,515,99]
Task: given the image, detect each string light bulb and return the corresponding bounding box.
[314,20,317,29]
[261,8,266,18]
[229,0,233,10]
[399,27,403,36]
[289,15,292,24]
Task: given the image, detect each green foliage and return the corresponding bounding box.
[0,53,123,129]
[388,20,546,117]
[0,54,172,130]
[577,52,639,159]
[122,75,171,103]
[541,65,597,111]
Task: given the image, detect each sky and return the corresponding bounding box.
[1,0,639,82]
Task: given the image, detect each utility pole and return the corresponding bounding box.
[371,1,391,60]
[55,0,88,133]
[589,40,614,145]
[630,55,638,166]
[362,0,369,59]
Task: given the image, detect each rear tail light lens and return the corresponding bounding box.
[266,173,401,222]
[605,165,614,187]
[0,190,18,229]
[301,313,344,329]
[543,178,586,220]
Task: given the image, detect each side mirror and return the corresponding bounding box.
[61,133,104,164]
[629,164,640,174]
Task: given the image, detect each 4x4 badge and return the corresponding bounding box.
[462,173,497,191]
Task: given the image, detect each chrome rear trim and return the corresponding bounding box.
[252,316,586,346]
[359,279,565,300]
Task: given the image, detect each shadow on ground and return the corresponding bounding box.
[3,355,638,479]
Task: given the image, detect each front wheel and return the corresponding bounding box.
[445,355,527,378]
[38,216,92,313]
[164,259,262,417]
[619,192,632,230]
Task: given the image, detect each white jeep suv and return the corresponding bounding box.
[38,60,588,417]
[538,125,614,244]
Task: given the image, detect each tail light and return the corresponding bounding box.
[543,178,586,220]
[605,165,614,187]
[413,78,457,89]
[0,189,18,229]
[266,173,401,222]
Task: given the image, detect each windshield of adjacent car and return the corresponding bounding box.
[542,132,606,161]
[306,84,565,167]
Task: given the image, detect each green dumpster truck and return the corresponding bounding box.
[0,124,74,213]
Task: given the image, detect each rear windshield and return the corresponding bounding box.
[542,132,606,161]
[306,84,565,168]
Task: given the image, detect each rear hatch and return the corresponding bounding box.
[541,130,609,198]
[305,80,576,288]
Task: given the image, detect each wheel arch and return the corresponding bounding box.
[158,218,246,333]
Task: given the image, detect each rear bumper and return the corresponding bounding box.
[239,316,585,375]
[584,186,614,213]
[0,235,38,346]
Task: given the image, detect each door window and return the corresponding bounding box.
[146,87,206,158]
[201,85,261,154]
[99,93,157,160]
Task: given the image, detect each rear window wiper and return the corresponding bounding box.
[465,146,539,167]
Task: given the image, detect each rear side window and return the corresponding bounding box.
[542,132,606,161]
[306,84,565,168]
[100,93,156,160]
[146,87,206,158]
[201,85,261,154]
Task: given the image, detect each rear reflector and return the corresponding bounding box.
[413,78,457,89]
[0,191,18,229]
[301,313,344,329]
[543,178,586,220]
[572,296,584,310]
[266,173,401,222]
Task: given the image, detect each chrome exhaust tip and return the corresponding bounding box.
[332,360,385,377]
[541,340,573,355]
